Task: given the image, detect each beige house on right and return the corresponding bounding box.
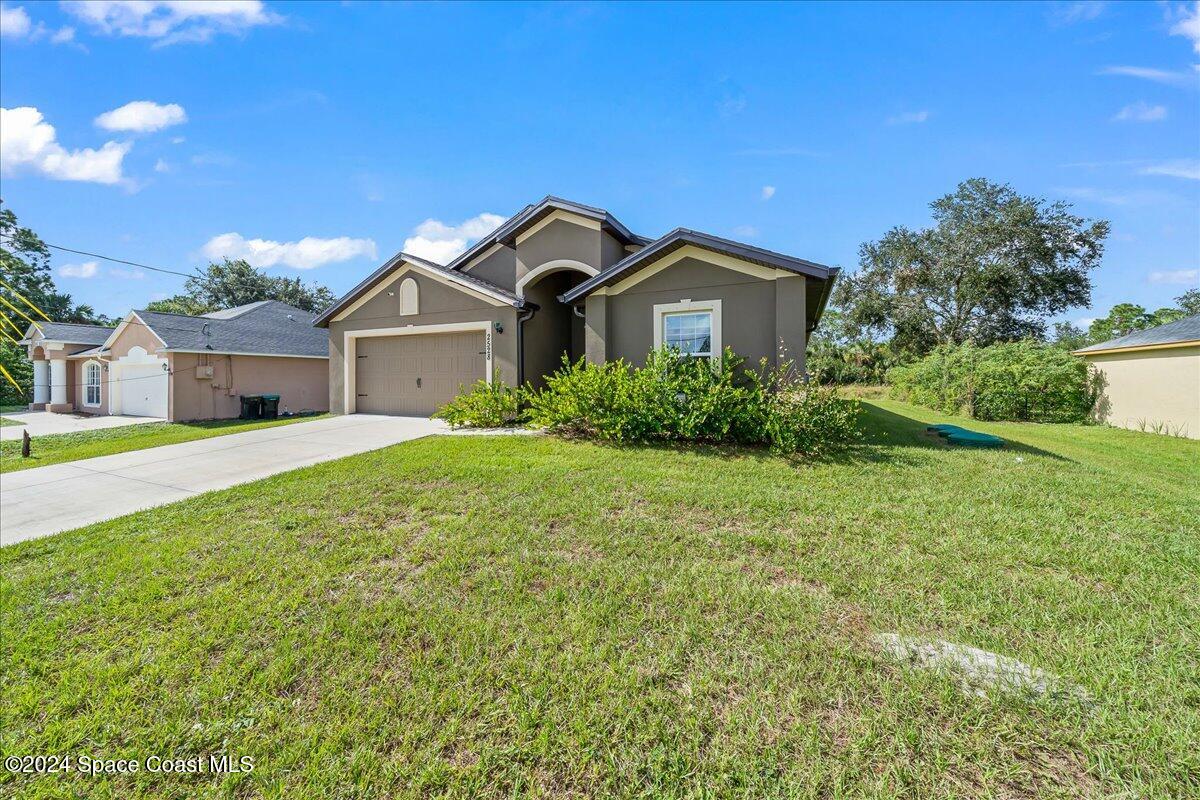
[1075,314,1200,439]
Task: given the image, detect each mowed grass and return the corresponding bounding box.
[0,417,23,427]
[0,414,330,473]
[1,400,1197,799]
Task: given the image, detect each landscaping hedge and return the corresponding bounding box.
[434,349,863,456]
[886,340,1100,423]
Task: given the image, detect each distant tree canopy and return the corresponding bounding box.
[0,202,109,326]
[1083,293,1197,345]
[146,258,338,316]
[833,178,1109,354]
[1,202,112,401]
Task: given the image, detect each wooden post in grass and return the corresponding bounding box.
[21,429,31,458]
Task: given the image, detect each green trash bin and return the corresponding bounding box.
[240,395,263,420]
[261,394,281,419]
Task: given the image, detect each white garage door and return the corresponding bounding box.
[118,362,168,418]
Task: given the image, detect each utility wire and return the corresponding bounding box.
[0,234,200,280]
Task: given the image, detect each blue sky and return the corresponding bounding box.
[1,1,1197,327]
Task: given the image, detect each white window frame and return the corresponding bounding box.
[399,277,419,316]
[83,360,102,407]
[653,299,722,363]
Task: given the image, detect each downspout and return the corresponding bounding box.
[515,305,537,387]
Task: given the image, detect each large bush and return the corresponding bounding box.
[432,375,524,428]
[524,350,862,456]
[886,341,1099,423]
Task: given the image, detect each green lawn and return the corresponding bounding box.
[0,414,329,473]
[0,417,23,427]
[2,400,1197,798]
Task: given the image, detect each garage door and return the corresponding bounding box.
[355,331,486,416]
[118,363,169,418]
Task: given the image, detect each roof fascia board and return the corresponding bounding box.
[1074,339,1200,356]
[327,260,509,324]
[163,349,329,359]
[102,311,168,351]
[514,209,602,245]
[604,245,786,296]
[459,241,508,272]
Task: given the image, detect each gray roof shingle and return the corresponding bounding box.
[26,321,115,345]
[1075,313,1200,354]
[134,300,328,358]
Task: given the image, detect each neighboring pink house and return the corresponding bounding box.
[22,301,328,422]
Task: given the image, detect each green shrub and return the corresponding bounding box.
[887,340,1099,423]
[433,376,526,428]
[525,349,862,455]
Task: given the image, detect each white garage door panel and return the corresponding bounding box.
[118,364,168,418]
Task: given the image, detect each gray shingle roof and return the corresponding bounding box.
[446,195,647,272]
[133,301,328,358]
[559,227,839,303]
[25,321,115,345]
[313,251,527,327]
[1075,314,1200,354]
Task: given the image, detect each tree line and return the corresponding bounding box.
[0,201,338,403]
[810,178,1198,384]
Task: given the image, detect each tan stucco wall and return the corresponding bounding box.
[463,245,518,291]
[71,358,109,416]
[600,257,807,372]
[168,352,328,421]
[109,317,166,358]
[1083,346,1200,438]
[326,269,518,414]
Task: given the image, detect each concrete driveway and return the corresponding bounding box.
[0,410,162,441]
[1,414,447,546]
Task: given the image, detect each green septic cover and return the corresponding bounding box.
[928,424,968,437]
[945,430,1005,448]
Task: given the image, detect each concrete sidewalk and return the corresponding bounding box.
[0,414,447,546]
[0,411,162,441]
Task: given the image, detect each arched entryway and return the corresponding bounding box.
[518,260,596,389]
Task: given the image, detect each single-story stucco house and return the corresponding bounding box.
[315,196,839,416]
[23,300,329,421]
[1075,313,1200,439]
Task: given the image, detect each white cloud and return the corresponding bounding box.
[1168,1,1200,55]
[1098,66,1196,88]
[50,25,75,44]
[58,261,99,278]
[887,110,930,125]
[732,225,759,239]
[1076,317,1097,328]
[0,106,130,185]
[154,158,170,173]
[1113,101,1167,122]
[1139,159,1200,180]
[0,4,31,37]
[760,185,776,201]
[62,0,281,46]
[109,267,145,279]
[201,232,377,270]
[170,135,185,144]
[401,213,506,264]
[1149,268,1199,284]
[95,101,186,133]
[1048,1,1107,25]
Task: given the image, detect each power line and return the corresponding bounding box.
[0,233,199,280]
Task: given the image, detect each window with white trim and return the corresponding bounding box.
[663,311,713,356]
[84,361,102,407]
[653,299,723,362]
[399,277,419,316]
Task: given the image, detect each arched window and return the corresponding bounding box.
[399,277,419,315]
[84,361,102,407]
